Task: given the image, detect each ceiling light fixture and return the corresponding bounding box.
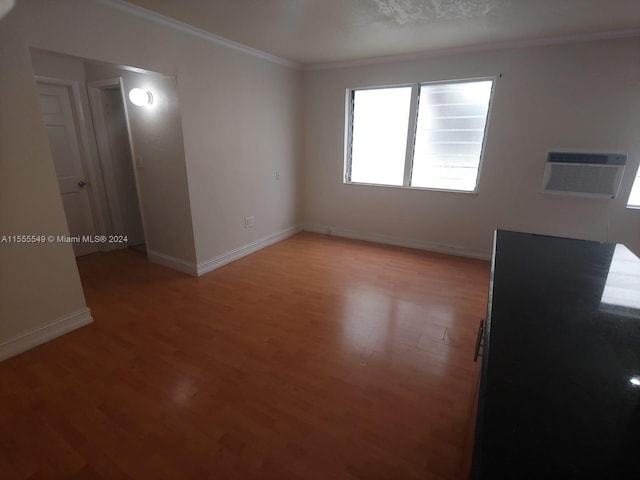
[0,0,15,20]
[129,88,153,106]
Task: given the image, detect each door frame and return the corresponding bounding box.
[87,77,148,250]
[35,75,111,247]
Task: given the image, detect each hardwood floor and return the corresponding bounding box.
[0,233,489,479]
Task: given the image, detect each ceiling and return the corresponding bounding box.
[123,0,640,65]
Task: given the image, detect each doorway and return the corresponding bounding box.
[31,48,197,273]
[35,75,146,256]
[87,79,146,251]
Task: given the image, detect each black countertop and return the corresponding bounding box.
[471,230,640,479]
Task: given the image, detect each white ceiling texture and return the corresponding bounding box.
[123,0,640,65]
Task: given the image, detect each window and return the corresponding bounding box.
[345,79,494,192]
[628,168,640,208]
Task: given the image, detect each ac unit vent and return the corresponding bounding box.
[542,152,627,199]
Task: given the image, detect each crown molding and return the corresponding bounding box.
[93,0,300,70]
[305,28,640,72]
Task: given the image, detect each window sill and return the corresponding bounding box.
[343,181,479,195]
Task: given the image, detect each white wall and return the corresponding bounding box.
[0,34,89,357]
[0,0,300,356]
[178,46,301,268]
[302,37,640,257]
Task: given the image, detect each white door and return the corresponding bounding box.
[102,87,145,247]
[37,82,99,256]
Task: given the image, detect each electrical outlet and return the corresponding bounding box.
[276,171,281,180]
[136,155,143,169]
[245,216,255,228]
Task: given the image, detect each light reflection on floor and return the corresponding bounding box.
[340,283,457,379]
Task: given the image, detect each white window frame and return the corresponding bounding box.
[344,77,496,194]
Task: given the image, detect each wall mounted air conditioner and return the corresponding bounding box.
[541,152,627,199]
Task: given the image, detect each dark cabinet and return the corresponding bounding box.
[470,230,640,479]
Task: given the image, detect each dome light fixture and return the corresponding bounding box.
[129,88,153,106]
[0,0,15,20]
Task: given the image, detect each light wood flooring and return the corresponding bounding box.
[0,232,490,479]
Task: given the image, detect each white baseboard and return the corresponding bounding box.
[301,224,491,260]
[0,307,93,362]
[197,226,301,276]
[147,249,199,276]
